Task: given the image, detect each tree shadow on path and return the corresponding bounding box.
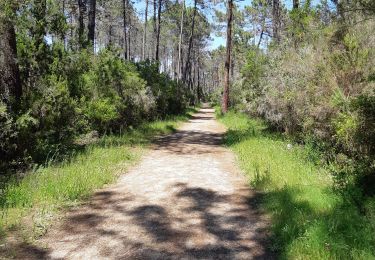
[9,106,276,259]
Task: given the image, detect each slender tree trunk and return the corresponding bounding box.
[142,0,148,60]
[177,0,185,81]
[0,2,22,106]
[190,57,195,92]
[257,14,266,47]
[183,0,197,83]
[293,0,299,9]
[230,51,234,77]
[77,0,86,48]
[191,58,195,90]
[257,30,264,47]
[197,56,201,102]
[171,46,175,78]
[222,0,233,113]
[108,21,113,47]
[212,68,215,91]
[162,45,167,72]
[292,0,300,48]
[155,0,162,61]
[62,0,67,48]
[123,0,128,59]
[128,27,131,59]
[70,14,73,49]
[272,0,281,43]
[175,45,179,79]
[153,0,157,59]
[106,11,113,48]
[128,8,132,59]
[87,0,96,51]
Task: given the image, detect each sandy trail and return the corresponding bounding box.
[31,106,272,259]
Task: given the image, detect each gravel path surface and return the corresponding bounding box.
[32,106,272,259]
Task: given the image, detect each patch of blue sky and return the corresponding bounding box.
[132,0,324,50]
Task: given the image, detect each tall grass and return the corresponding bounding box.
[0,108,197,239]
[218,110,375,260]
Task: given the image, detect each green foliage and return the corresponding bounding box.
[1,45,191,173]
[353,94,375,156]
[234,47,268,112]
[219,111,375,259]
[288,0,316,44]
[0,103,19,171]
[85,98,119,131]
[1,0,196,175]
[220,9,375,252]
[0,0,197,174]
[236,13,375,201]
[0,109,195,236]
[333,111,358,150]
[137,60,188,116]
[18,75,84,163]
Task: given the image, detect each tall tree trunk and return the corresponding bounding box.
[128,26,131,59]
[257,14,266,47]
[272,0,281,43]
[61,0,66,48]
[108,16,113,47]
[106,10,113,48]
[177,0,185,81]
[153,0,157,59]
[183,0,197,83]
[155,0,162,61]
[163,45,167,72]
[87,0,96,51]
[0,2,22,106]
[292,0,300,47]
[142,0,148,60]
[123,0,128,59]
[171,46,176,78]
[197,56,201,102]
[77,0,86,48]
[257,30,264,47]
[69,4,75,50]
[222,0,233,113]
[293,0,299,9]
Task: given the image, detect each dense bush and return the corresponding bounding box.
[0,103,19,171]
[0,2,193,173]
[213,7,375,255]
[136,60,189,117]
[226,12,375,199]
[0,47,191,174]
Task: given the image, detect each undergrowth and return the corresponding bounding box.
[0,107,197,240]
[217,109,375,260]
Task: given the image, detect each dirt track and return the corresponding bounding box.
[31,106,272,259]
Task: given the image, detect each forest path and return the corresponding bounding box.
[35,105,272,259]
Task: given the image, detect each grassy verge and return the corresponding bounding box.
[217,109,375,259]
[0,107,197,241]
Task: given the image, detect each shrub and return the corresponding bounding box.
[1,48,192,173]
[237,16,375,198]
[136,60,188,117]
[21,76,84,162]
[0,103,19,172]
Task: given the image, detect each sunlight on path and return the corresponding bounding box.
[35,105,273,259]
